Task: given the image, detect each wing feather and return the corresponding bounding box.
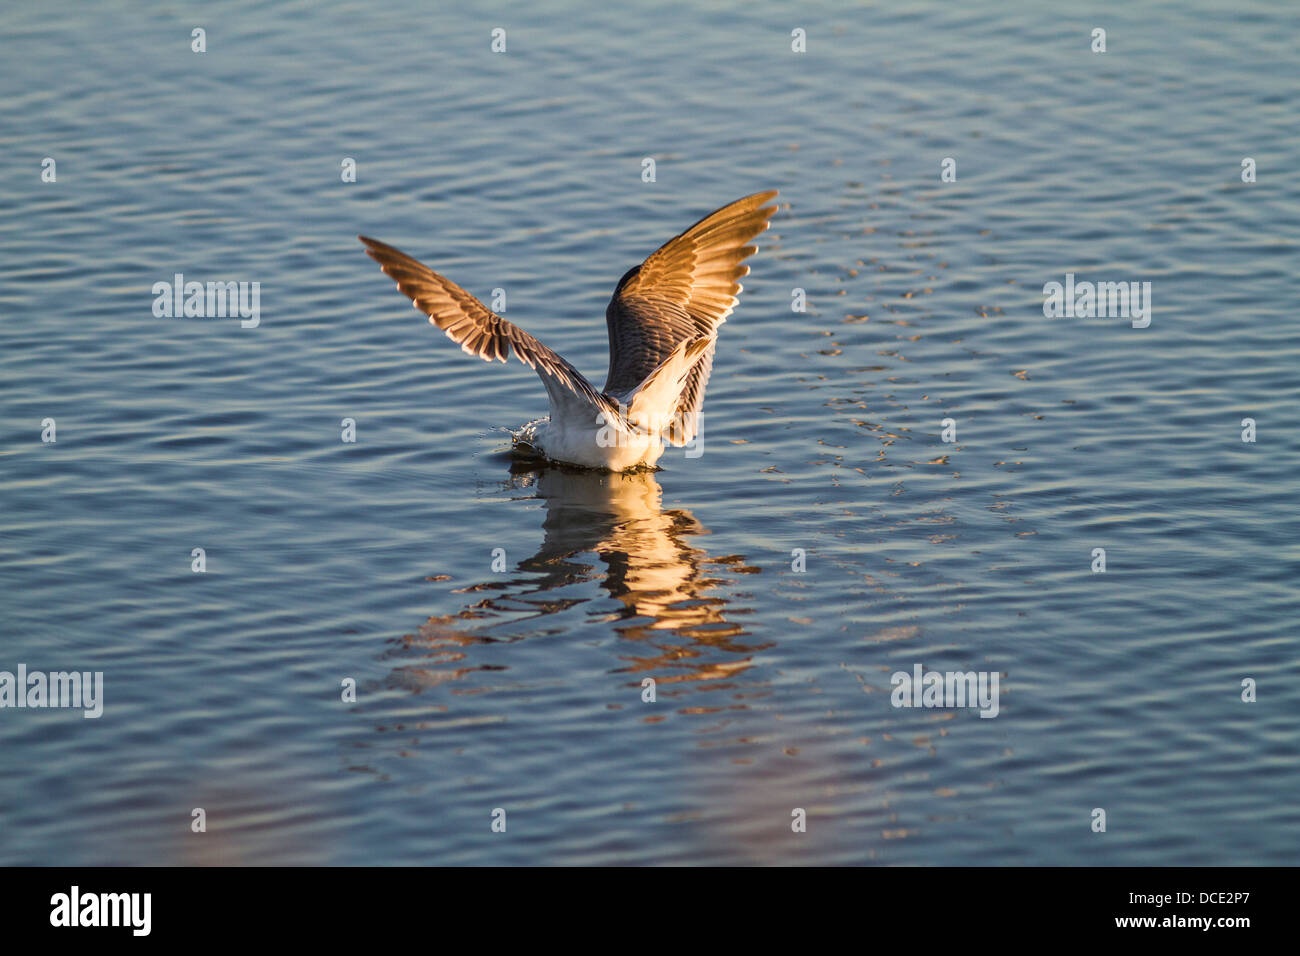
[603,191,778,443]
[359,235,619,419]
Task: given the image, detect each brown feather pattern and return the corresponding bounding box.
[358,234,617,415]
[358,191,777,447]
[603,190,778,442]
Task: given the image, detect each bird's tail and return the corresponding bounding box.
[622,335,714,436]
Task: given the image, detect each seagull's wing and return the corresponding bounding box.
[603,190,778,444]
[360,235,622,422]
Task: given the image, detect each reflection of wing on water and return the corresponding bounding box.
[387,464,768,693]
[526,467,717,632]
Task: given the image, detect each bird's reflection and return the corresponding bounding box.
[373,466,852,867]
[385,462,768,695]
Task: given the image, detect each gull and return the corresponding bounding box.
[359,190,778,470]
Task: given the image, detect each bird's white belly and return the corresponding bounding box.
[517,416,665,470]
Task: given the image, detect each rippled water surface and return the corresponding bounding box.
[2,1,1297,865]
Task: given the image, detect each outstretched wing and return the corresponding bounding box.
[602,191,778,442]
[359,235,620,421]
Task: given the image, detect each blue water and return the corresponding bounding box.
[1,0,1297,865]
